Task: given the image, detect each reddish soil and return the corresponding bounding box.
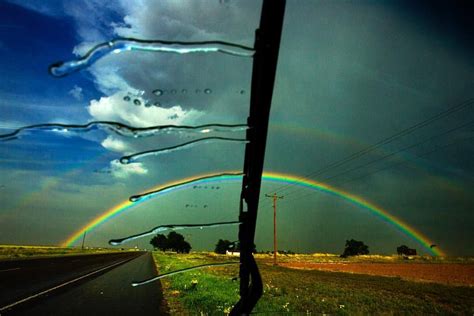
[279,262,474,286]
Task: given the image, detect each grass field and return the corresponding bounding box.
[0,245,125,260]
[152,252,474,315]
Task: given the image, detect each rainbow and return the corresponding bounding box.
[270,123,464,195]
[62,171,444,256]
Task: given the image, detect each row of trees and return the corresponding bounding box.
[341,239,418,257]
[150,234,417,257]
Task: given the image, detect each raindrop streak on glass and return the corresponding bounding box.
[109,221,241,246]
[128,172,244,203]
[48,38,254,77]
[132,262,239,287]
[120,137,248,164]
[0,122,248,141]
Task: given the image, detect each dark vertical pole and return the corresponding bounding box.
[231,0,286,314]
[81,231,87,250]
[265,193,284,266]
[273,194,277,265]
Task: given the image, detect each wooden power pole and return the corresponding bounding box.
[265,193,284,265]
[81,231,87,250]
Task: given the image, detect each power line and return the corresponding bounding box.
[264,98,474,199]
[276,120,474,201]
[280,133,474,205]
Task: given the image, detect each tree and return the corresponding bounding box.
[397,245,417,256]
[150,234,168,251]
[215,239,233,254]
[341,239,369,257]
[167,232,192,253]
[150,232,191,253]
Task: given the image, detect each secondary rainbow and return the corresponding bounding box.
[63,171,444,256]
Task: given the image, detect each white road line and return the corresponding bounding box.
[0,256,135,312]
[0,268,20,273]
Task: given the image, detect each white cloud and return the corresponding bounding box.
[101,135,129,153]
[87,93,203,127]
[61,0,259,114]
[68,85,83,101]
[110,159,147,179]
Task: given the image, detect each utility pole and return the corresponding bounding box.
[81,231,87,250]
[265,193,284,265]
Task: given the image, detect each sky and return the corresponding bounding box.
[0,0,473,256]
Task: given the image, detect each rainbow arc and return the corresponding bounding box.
[62,171,444,256]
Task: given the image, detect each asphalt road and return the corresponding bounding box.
[0,252,167,315]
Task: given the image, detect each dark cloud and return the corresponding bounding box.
[1,1,473,255]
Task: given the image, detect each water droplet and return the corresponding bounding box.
[133,99,141,106]
[145,102,152,108]
[109,239,121,246]
[240,90,245,94]
[153,102,161,107]
[195,89,201,94]
[130,196,140,202]
[170,89,177,94]
[181,89,187,94]
[120,157,130,164]
[204,88,212,94]
[48,40,255,78]
[153,89,163,96]
[123,96,131,101]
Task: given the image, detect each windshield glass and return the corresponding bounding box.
[0,0,261,249]
[1,0,473,314]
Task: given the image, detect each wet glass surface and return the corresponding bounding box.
[0,0,473,285]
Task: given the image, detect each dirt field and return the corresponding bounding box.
[279,262,474,286]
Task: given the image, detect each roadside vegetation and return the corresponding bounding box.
[153,251,474,315]
[0,245,125,260]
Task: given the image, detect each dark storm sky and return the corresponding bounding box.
[0,0,473,255]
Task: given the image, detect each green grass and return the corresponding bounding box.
[153,251,474,315]
[0,245,125,260]
[152,252,239,314]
